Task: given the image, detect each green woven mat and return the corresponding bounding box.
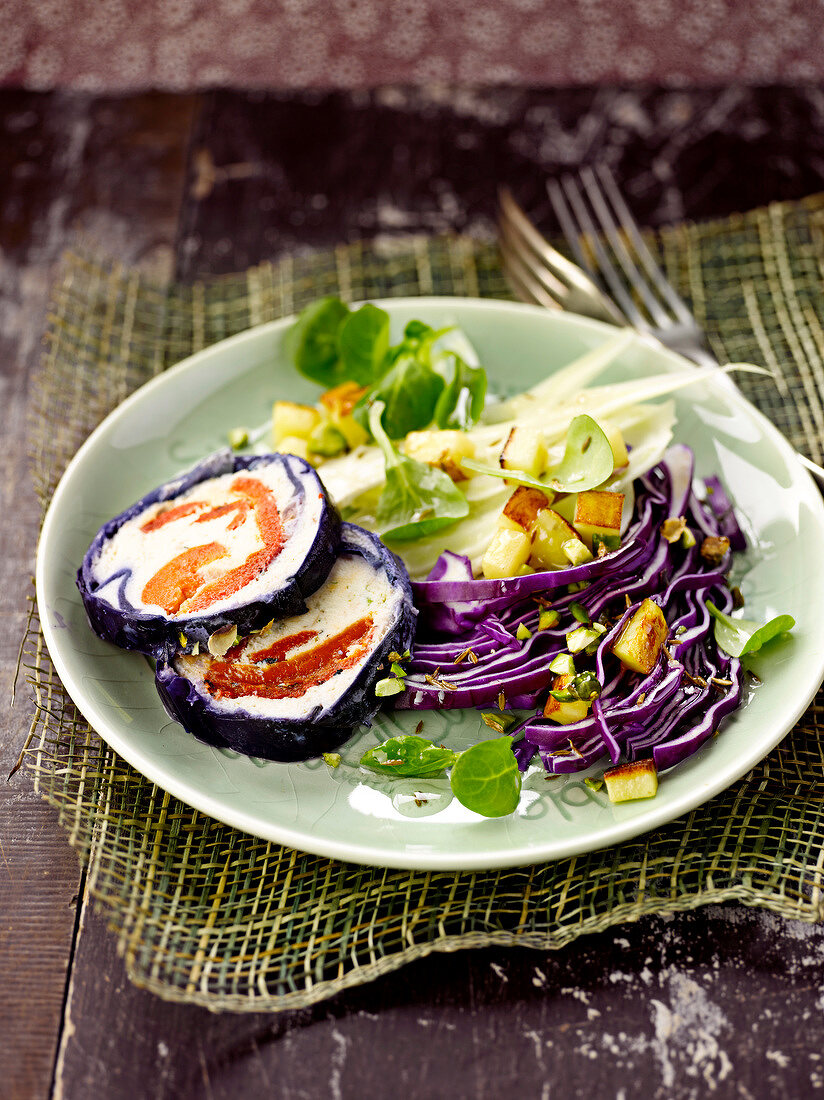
[21,200,824,1012]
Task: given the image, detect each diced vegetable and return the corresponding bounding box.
[320,380,369,418]
[503,485,551,529]
[307,423,348,459]
[404,429,476,482]
[500,426,547,479]
[530,509,580,570]
[543,672,591,725]
[600,420,629,469]
[275,435,310,461]
[273,401,321,445]
[573,490,624,550]
[612,598,668,673]
[603,758,659,802]
[482,527,532,580]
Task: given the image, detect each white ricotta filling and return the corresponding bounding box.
[175,551,403,719]
[92,462,323,620]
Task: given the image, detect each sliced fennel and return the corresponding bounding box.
[315,331,749,578]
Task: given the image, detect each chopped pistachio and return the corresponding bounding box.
[584,776,604,792]
[375,677,405,697]
[322,752,342,768]
[481,711,518,734]
[538,609,560,631]
[680,527,697,549]
[700,535,730,565]
[516,622,532,641]
[207,624,238,657]
[660,516,686,543]
[549,653,575,675]
[228,426,249,450]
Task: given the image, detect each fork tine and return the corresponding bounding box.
[554,174,648,330]
[498,225,566,311]
[498,188,610,302]
[500,251,562,312]
[498,188,627,325]
[545,178,595,278]
[579,166,671,327]
[593,165,695,326]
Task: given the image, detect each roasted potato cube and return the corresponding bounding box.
[604,758,658,802]
[272,401,321,445]
[612,598,668,674]
[275,434,310,462]
[543,673,591,725]
[500,427,547,479]
[482,527,532,579]
[503,486,551,529]
[404,430,476,482]
[530,509,580,570]
[320,381,368,419]
[574,490,624,550]
[599,420,629,470]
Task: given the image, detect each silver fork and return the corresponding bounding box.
[498,170,824,485]
[548,166,717,367]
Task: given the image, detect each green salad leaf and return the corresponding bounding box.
[369,401,470,541]
[458,458,553,492]
[337,303,391,385]
[434,353,487,431]
[359,351,446,439]
[360,735,457,777]
[449,736,522,817]
[285,296,351,386]
[706,601,795,658]
[546,414,614,492]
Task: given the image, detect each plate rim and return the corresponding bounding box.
[35,297,824,870]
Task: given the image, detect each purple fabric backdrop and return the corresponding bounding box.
[1,0,822,89]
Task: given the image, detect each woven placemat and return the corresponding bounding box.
[20,201,824,1012]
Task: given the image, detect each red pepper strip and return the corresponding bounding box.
[141,542,227,614]
[223,628,318,664]
[206,616,374,700]
[140,501,204,533]
[183,477,285,613]
[195,500,252,530]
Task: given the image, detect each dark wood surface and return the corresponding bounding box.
[4,86,824,1100]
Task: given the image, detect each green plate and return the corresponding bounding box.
[36,299,824,870]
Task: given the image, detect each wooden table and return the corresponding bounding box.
[4,86,824,1100]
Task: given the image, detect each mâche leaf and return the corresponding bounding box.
[369,401,470,541]
[285,296,351,386]
[434,353,487,431]
[449,736,522,817]
[545,414,615,492]
[458,458,553,491]
[337,303,391,385]
[360,735,457,777]
[359,352,446,439]
[706,601,795,658]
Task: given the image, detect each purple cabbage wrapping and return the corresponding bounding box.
[76,450,341,658]
[154,524,417,762]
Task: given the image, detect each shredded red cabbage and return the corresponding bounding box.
[399,444,745,778]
